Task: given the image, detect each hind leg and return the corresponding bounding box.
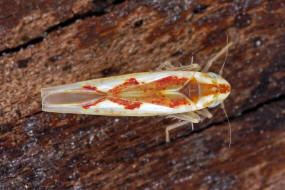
[165,121,192,142]
[156,60,201,72]
[165,112,201,142]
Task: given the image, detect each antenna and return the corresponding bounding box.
[201,35,233,73]
[219,34,229,76]
[221,102,232,148]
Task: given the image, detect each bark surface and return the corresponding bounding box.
[1,0,285,189]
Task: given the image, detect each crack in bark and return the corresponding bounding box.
[0,0,126,58]
[16,111,43,124]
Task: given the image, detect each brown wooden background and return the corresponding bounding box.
[1,0,285,189]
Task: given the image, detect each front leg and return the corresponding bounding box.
[196,108,213,119]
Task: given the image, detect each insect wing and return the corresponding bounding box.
[41,71,196,116]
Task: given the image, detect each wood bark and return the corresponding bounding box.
[0,0,285,189]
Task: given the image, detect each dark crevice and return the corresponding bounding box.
[0,37,43,57]
[184,94,285,138]
[113,0,126,5]
[192,4,209,14]
[0,0,126,58]
[133,20,144,28]
[18,111,42,123]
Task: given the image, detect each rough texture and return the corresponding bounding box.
[0,0,95,52]
[0,0,285,189]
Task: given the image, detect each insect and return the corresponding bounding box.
[41,41,232,143]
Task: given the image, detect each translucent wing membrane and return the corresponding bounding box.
[43,92,103,105]
[41,86,104,114]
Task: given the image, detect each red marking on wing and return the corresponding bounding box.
[168,97,190,107]
[155,76,188,87]
[132,76,190,107]
[82,97,141,110]
[82,78,141,110]
[127,78,140,85]
[110,76,188,94]
[82,76,191,110]
[83,85,106,94]
[108,97,142,110]
[130,93,190,108]
[139,76,188,91]
[82,97,106,109]
[109,78,140,94]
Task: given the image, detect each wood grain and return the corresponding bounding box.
[0,0,284,189]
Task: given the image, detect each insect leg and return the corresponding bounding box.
[201,41,233,72]
[175,64,201,71]
[168,112,201,123]
[157,60,201,71]
[156,61,176,71]
[165,112,200,142]
[165,121,191,142]
[195,108,213,119]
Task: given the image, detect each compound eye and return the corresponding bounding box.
[207,72,218,78]
[208,100,221,108]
